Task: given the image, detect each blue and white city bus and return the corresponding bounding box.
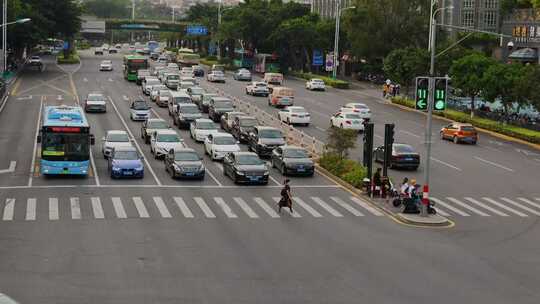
[147,40,159,52]
[37,105,95,175]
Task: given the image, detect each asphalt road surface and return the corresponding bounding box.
[0,50,538,304]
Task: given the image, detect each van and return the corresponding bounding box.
[168,91,192,115]
[263,72,283,93]
[268,86,294,108]
[165,73,180,89]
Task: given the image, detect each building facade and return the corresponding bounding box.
[501,9,540,63]
[311,0,353,19]
[439,0,501,33]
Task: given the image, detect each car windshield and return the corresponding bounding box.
[255,83,266,87]
[197,122,216,130]
[214,136,236,145]
[240,118,257,127]
[146,79,160,85]
[175,152,200,161]
[190,88,204,95]
[31,56,40,60]
[157,134,181,142]
[345,114,362,119]
[114,150,139,160]
[147,121,168,129]
[283,149,309,158]
[102,61,111,64]
[107,133,129,142]
[394,145,415,153]
[312,79,323,83]
[215,101,233,108]
[174,97,191,104]
[167,75,179,80]
[259,129,283,138]
[354,104,368,109]
[236,155,264,165]
[213,71,224,76]
[180,106,199,114]
[290,107,306,113]
[132,102,149,110]
[87,95,104,101]
[159,90,170,95]
[461,126,475,131]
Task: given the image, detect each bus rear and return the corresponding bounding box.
[38,106,95,176]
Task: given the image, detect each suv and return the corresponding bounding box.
[200,93,218,112]
[232,115,258,143]
[208,97,234,122]
[165,73,180,90]
[141,118,170,144]
[247,126,286,157]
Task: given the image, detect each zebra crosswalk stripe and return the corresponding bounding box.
[430,197,470,216]
[153,197,172,218]
[330,197,364,216]
[111,197,127,219]
[133,197,150,218]
[194,197,216,218]
[292,197,322,218]
[311,197,343,217]
[174,197,194,218]
[26,198,36,221]
[463,197,508,217]
[253,197,280,218]
[214,197,238,218]
[349,197,384,216]
[273,197,301,217]
[233,197,259,218]
[70,197,81,219]
[446,197,490,216]
[49,198,59,220]
[500,197,540,216]
[517,197,540,210]
[482,197,528,217]
[2,198,14,221]
[91,197,105,219]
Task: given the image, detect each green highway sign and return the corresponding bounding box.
[415,77,429,111]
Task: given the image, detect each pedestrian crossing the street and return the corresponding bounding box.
[1,196,540,222]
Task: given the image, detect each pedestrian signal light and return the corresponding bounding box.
[434,77,448,111]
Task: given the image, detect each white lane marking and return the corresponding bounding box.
[430,157,462,171]
[292,197,322,217]
[108,96,162,186]
[206,168,223,186]
[17,95,32,100]
[108,78,114,82]
[517,197,540,210]
[133,197,150,218]
[474,156,515,172]
[89,149,100,186]
[253,197,280,218]
[432,206,451,217]
[269,175,281,186]
[311,197,343,217]
[446,197,490,216]
[478,144,501,152]
[430,197,470,216]
[70,197,82,219]
[482,197,528,217]
[26,198,36,221]
[91,197,105,219]
[233,197,259,218]
[194,197,216,218]
[213,197,238,218]
[349,197,385,216]
[315,126,326,132]
[273,197,301,217]
[2,198,14,221]
[28,97,43,187]
[0,161,16,174]
[464,197,508,216]
[500,197,540,216]
[535,158,540,162]
[122,95,129,101]
[173,197,194,218]
[49,198,59,220]
[111,197,127,218]
[330,197,364,216]
[153,197,172,218]
[399,130,421,138]
[83,77,88,82]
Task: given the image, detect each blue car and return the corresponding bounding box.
[108,146,144,178]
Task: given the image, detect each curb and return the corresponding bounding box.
[314,163,453,228]
[389,101,540,151]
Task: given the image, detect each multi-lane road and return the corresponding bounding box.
[0,50,538,303]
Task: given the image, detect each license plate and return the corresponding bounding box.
[124,171,133,175]
[248,176,260,181]
[297,168,305,172]
[405,158,413,161]
[185,172,194,176]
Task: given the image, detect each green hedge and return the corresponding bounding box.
[200,58,235,71]
[319,153,367,189]
[391,96,540,144]
[57,52,80,64]
[165,47,179,53]
[76,41,91,50]
[291,71,350,89]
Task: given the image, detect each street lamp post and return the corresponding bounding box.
[217,3,233,60]
[332,2,354,79]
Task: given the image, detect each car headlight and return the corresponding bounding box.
[173,164,182,172]
[135,165,144,171]
[112,167,121,171]
[263,171,269,176]
[235,169,245,176]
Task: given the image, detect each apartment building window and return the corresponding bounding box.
[484,0,498,9]
[483,11,498,28]
[463,0,475,9]
[462,10,475,27]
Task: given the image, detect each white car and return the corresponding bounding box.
[278,106,310,126]
[340,103,372,120]
[99,60,113,71]
[28,56,42,64]
[180,76,198,85]
[306,78,326,91]
[150,130,185,159]
[204,133,241,160]
[167,63,179,70]
[142,77,160,95]
[330,112,365,131]
[190,118,219,142]
[245,81,269,97]
[180,67,194,77]
[156,89,172,107]
[207,70,225,83]
[84,93,107,113]
[129,100,151,121]
[102,130,133,159]
[150,84,167,102]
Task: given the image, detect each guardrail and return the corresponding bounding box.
[202,83,327,159]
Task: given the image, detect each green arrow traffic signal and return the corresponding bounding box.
[415,77,429,111]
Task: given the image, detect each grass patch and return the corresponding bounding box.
[57,52,80,64]
[290,71,350,89]
[319,153,367,189]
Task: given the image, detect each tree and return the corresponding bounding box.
[326,127,357,159]
[383,47,429,96]
[521,65,540,112]
[481,63,525,115]
[449,53,495,118]
[83,0,130,19]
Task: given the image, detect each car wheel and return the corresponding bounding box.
[453,136,459,144]
[440,132,445,140]
[287,118,291,125]
[340,123,344,128]
[471,140,477,145]
[145,136,150,144]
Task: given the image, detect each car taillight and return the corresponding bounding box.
[354,109,359,112]
[345,120,352,124]
[457,131,464,136]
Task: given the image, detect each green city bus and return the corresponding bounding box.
[123,55,149,81]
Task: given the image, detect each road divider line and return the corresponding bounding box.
[269,175,281,186]
[153,196,172,218]
[464,197,508,216]
[273,197,301,217]
[10,78,21,96]
[194,197,216,218]
[330,197,364,216]
[292,197,323,217]
[253,197,280,218]
[174,197,194,218]
[233,197,259,218]
[430,157,462,171]
[89,149,99,186]
[25,198,36,221]
[70,197,82,219]
[111,197,128,218]
[213,197,238,218]
[500,197,540,216]
[429,197,470,216]
[482,197,528,217]
[49,198,59,220]
[107,96,162,186]
[206,167,223,186]
[474,156,515,172]
[133,197,150,218]
[311,197,343,217]
[91,197,105,219]
[28,97,43,187]
[2,198,14,221]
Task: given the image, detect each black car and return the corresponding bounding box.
[193,65,204,77]
[374,143,420,170]
[208,97,234,122]
[247,126,286,157]
[231,115,257,143]
[174,104,202,129]
[271,146,314,176]
[223,152,269,184]
[165,148,205,179]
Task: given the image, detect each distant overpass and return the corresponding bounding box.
[105,19,190,33]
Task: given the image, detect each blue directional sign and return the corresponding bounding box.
[186,25,208,36]
[312,49,323,66]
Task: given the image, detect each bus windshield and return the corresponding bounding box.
[42,133,89,161]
